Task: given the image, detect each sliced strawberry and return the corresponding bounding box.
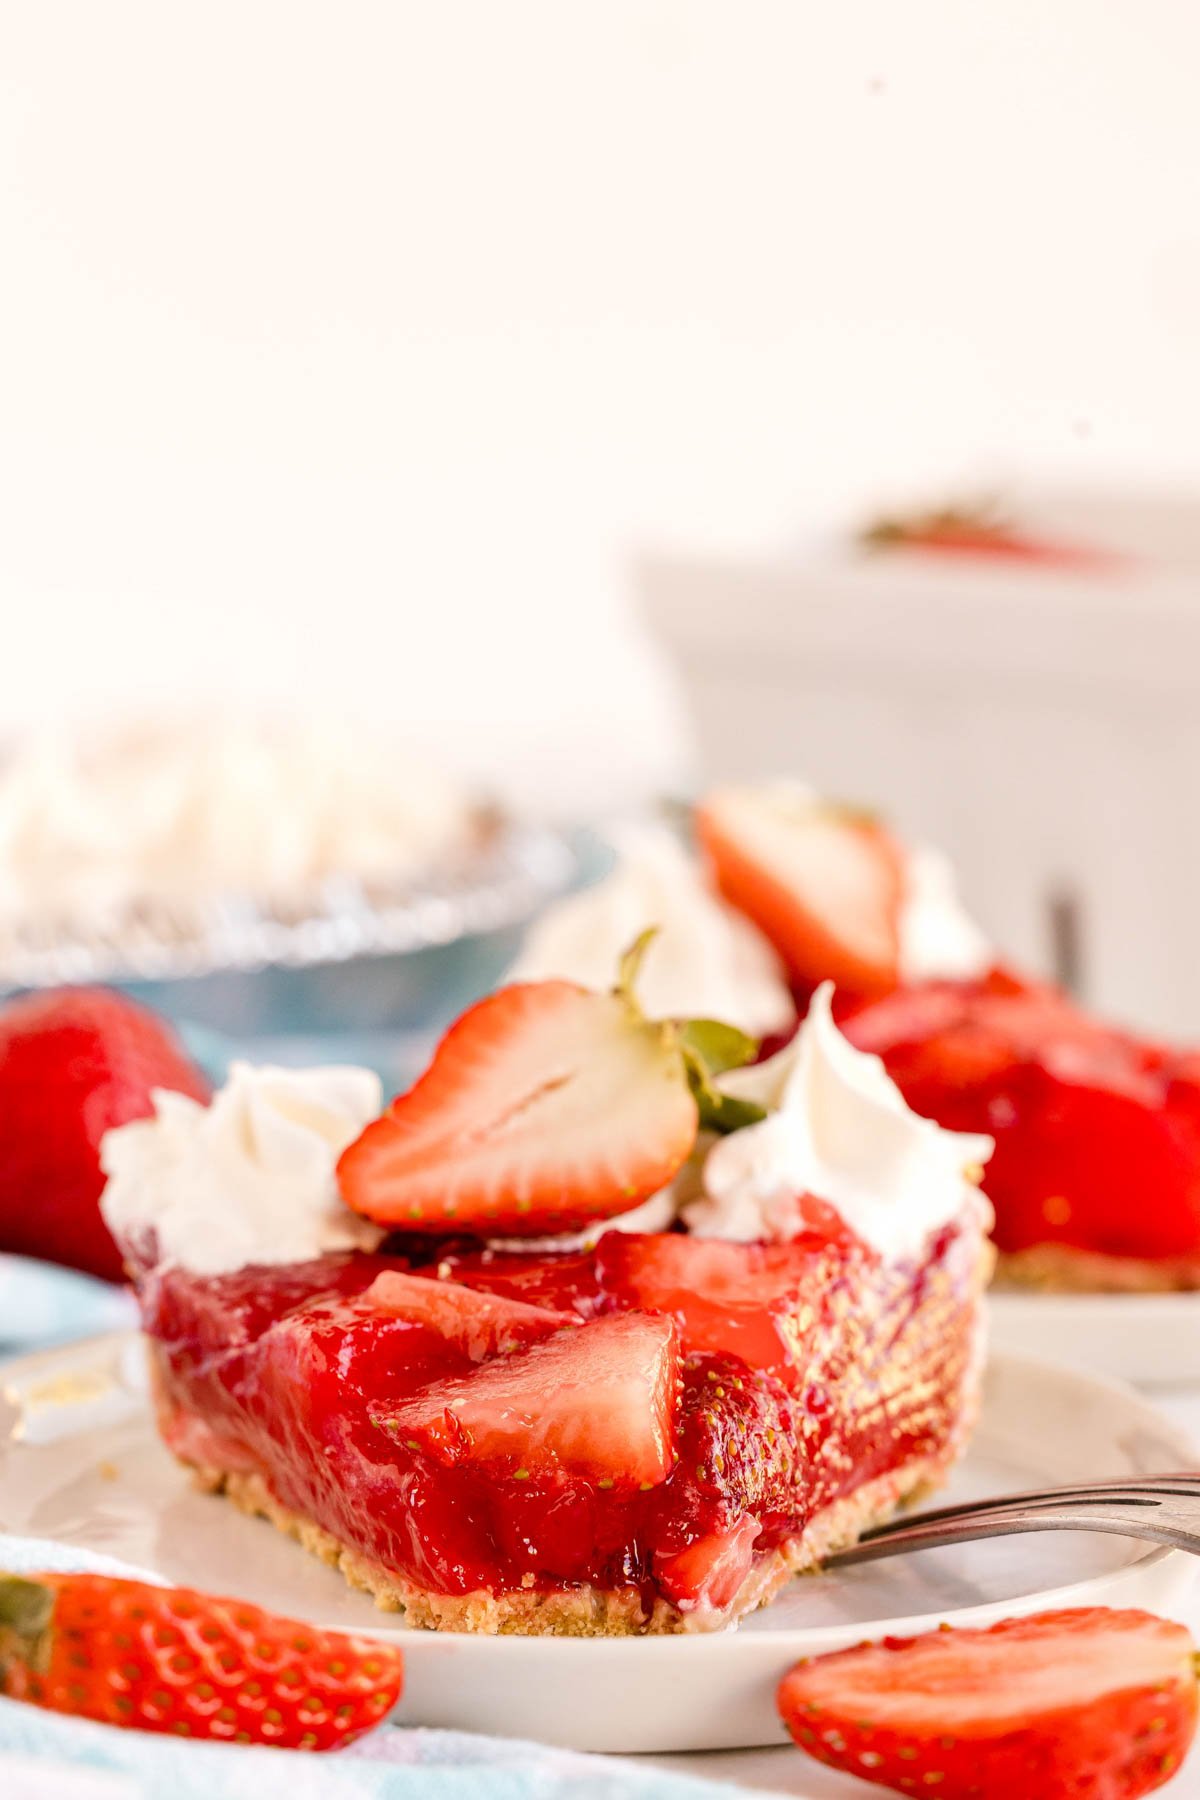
[778,1606,1198,1800]
[363,1269,577,1359]
[596,1232,837,1386]
[862,505,1123,570]
[0,1569,403,1751]
[656,1514,761,1614]
[374,1311,679,1488]
[696,786,904,999]
[338,978,698,1237]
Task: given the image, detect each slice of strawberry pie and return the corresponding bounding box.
[845,971,1200,1292]
[101,956,993,1636]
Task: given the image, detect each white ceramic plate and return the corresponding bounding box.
[0,1336,1195,1754]
[988,1290,1200,1387]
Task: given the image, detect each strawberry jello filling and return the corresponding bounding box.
[140,1217,982,1626]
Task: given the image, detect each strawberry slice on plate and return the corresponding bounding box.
[0,1569,403,1750]
[696,785,905,1000]
[778,1606,1198,1799]
[374,1311,679,1489]
[338,951,700,1238]
[363,1268,578,1359]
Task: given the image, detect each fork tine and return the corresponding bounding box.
[874,1474,1200,1533]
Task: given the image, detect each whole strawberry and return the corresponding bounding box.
[778,1606,1198,1800]
[0,987,210,1281]
[0,1571,403,1751]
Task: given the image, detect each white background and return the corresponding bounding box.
[4,2,1200,810]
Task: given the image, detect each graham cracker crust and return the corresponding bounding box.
[995,1243,1200,1294]
[182,1452,952,1637]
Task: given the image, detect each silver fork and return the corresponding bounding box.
[828,1473,1200,1565]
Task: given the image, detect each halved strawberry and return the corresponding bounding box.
[337,970,699,1237]
[363,1269,578,1359]
[373,1311,679,1488]
[696,785,904,999]
[596,1232,835,1386]
[778,1606,1198,1799]
[862,504,1122,570]
[0,1569,403,1751]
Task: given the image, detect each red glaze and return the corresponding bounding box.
[135,1218,982,1622]
[363,1269,577,1359]
[846,971,1200,1263]
[592,1230,858,1388]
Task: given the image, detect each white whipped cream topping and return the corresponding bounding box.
[682,984,993,1261]
[510,823,795,1039]
[899,845,992,984]
[0,717,474,921]
[100,1062,385,1275]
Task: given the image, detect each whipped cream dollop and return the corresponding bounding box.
[510,824,795,1039]
[0,716,475,922]
[100,1063,385,1275]
[682,984,993,1261]
[899,845,992,984]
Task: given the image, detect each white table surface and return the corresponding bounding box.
[646,1386,1200,1798]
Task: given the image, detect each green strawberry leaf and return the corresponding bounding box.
[676,1018,759,1078]
[688,1078,769,1135]
[612,947,767,1132]
[677,1019,766,1135]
